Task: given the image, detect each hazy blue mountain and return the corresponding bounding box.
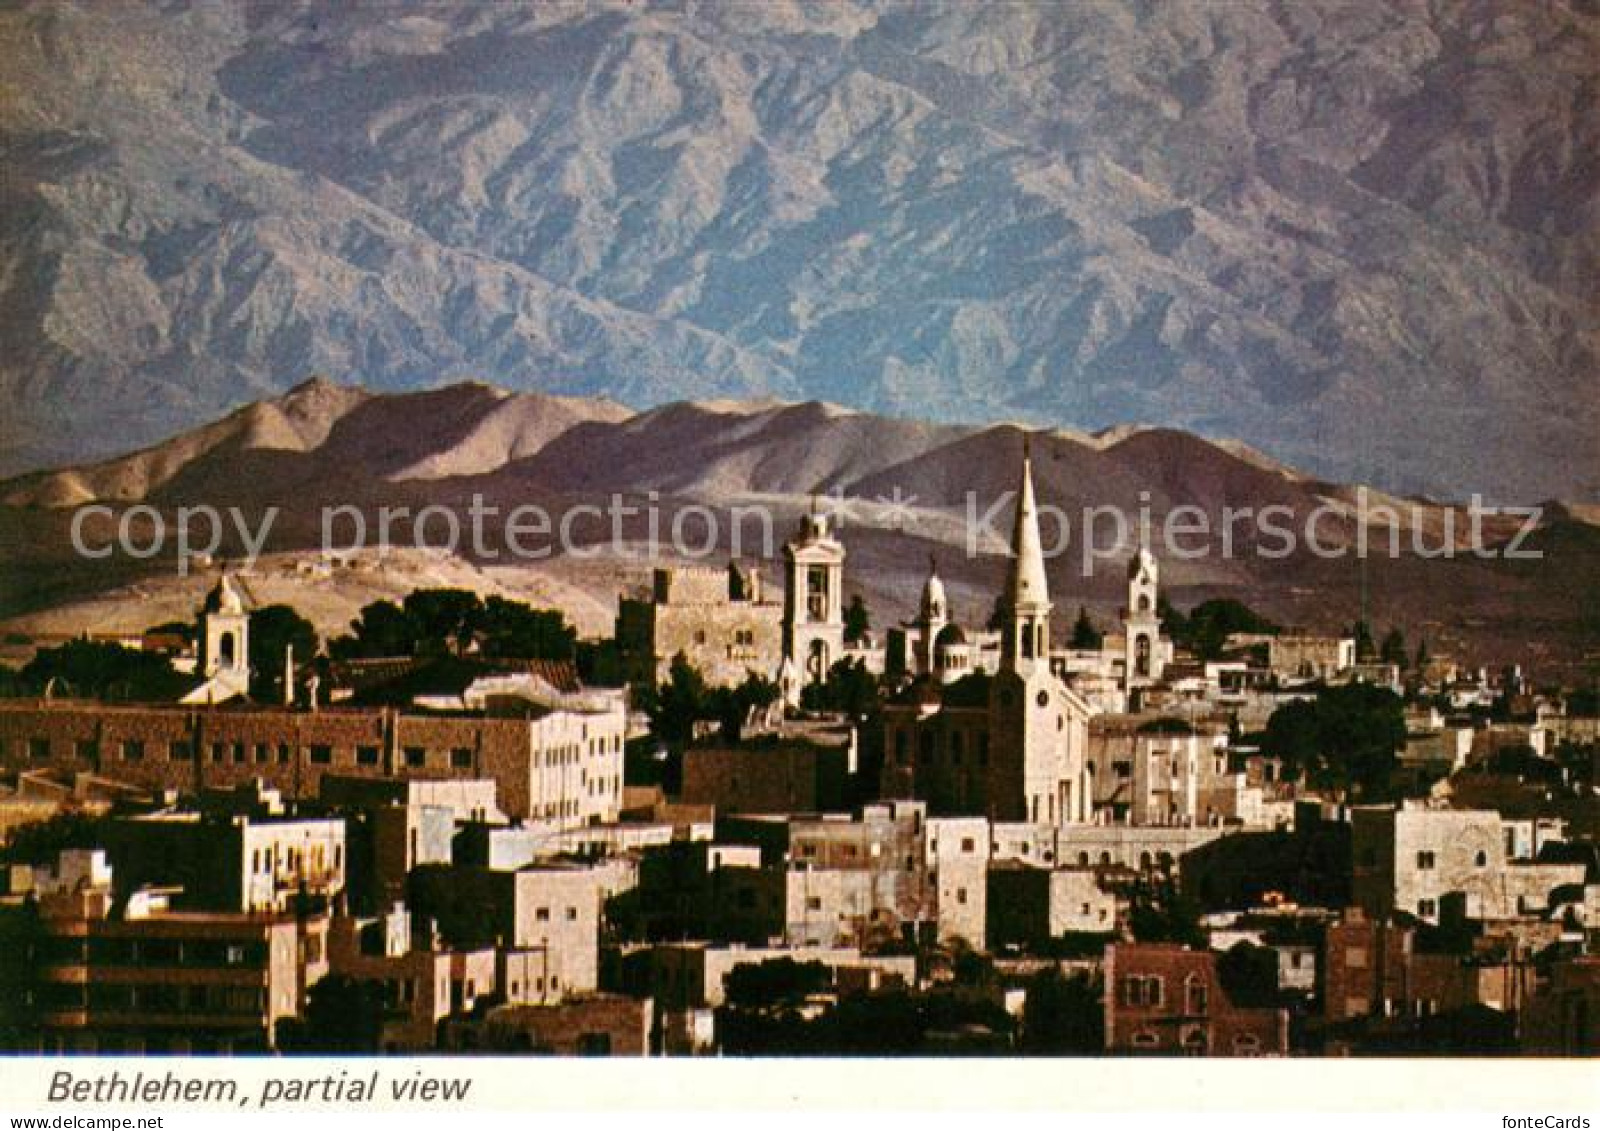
[3,1,1596,499]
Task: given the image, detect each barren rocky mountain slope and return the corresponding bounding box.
[2,379,1595,679]
[3,1,1597,499]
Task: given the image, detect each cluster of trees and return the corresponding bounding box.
[636,654,781,746]
[713,947,1106,1054]
[1,587,583,705]
[12,640,190,702]
[715,954,1016,1055]
[800,657,881,717]
[1349,619,1427,670]
[1261,681,1407,800]
[330,589,576,662]
[1160,597,1279,662]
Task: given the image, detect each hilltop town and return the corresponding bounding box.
[0,444,1596,1057]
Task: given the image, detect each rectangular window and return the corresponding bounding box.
[356,745,380,766]
[254,743,271,764]
[566,907,578,921]
[168,740,193,762]
[211,742,226,763]
[1416,850,1436,870]
[535,908,550,922]
[28,737,50,762]
[451,748,473,769]
[309,745,332,765]
[277,743,292,764]
[74,738,98,761]
[404,747,427,768]
[231,742,246,764]
[121,739,144,763]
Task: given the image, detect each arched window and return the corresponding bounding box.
[1135,634,1151,677]
[807,638,830,681]
[219,631,236,667]
[1185,973,1208,1015]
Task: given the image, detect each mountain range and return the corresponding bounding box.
[2,379,1595,679]
[2,1,1597,499]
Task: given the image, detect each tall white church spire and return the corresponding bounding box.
[1003,435,1052,673]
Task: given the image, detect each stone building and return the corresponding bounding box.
[1351,802,1586,924]
[1086,715,1263,827]
[319,776,500,913]
[992,821,1234,877]
[0,695,625,828]
[325,904,495,1051]
[100,811,345,914]
[681,740,852,815]
[445,995,653,1055]
[493,863,603,1001]
[881,442,1094,825]
[9,852,325,1053]
[1319,908,1537,1028]
[1521,957,1600,1054]
[1267,635,1356,683]
[1103,942,1289,1056]
[616,563,783,689]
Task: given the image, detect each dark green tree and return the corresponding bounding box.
[1127,878,1206,947]
[1351,619,1377,663]
[332,599,416,658]
[2,812,112,866]
[248,605,318,701]
[1262,681,1406,800]
[1069,606,1102,650]
[402,588,481,656]
[21,640,187,701]
[1216,941,1280,1008]
[1020,968,1103,1053]
[1379,626,1408,667]
[717,672,782,741]
[843,594,871,645]
[476,595,576,660]
[644,653,714,744]
[280,975,384,1052]
[986,595,1008,633]
[1169,598,1278,661]
[723,958,831,1010]
[800,657,881,717]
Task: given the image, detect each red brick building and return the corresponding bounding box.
[1103,942,1288,1056]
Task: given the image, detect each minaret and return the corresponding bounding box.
[1123,544,1164,692]
[1002,436,1052,675]
[916,554,947,677]
[781,505,846,700]
[199,572,250,683]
